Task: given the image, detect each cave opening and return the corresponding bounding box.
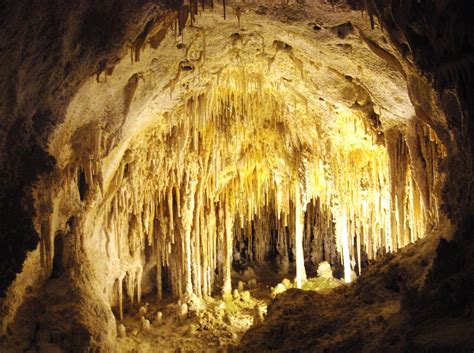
[1,1,473,352]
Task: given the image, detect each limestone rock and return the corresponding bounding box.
[253,305,265,325]
[243,267,256,280]
[247,279,257,288]
[279,256,290,274]
[141,317,151,332]
[317,261,333,279]
[271,283,287,298]
[282,278,293,289]
[178,303,188,324]
[186,324,197,337]
[139,303,149,317]
[241,291,251,302]
[117,324,126,338]
[155,311,163,325]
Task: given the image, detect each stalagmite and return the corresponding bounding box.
[317,261,333,279]
[139,303,148,317]
[247,279,257,288]
[141,317,151,332]
[271,283,287,298]
[155,312,163,325]
[253,305,265,325]
[117,324,127,338]
[179,302,189,324]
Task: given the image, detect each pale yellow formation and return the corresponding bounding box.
[26,2,448,316]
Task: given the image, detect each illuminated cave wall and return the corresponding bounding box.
[34,69,446,320]
[0,0,471,350]
[31,10,446,311]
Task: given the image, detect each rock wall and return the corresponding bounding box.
[0,0,177,297]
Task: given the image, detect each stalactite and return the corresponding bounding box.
[338,211,352,283]
[137,267,143,304]
[192,178,203,297]
[222,193,233,295]
[294,182,306,288]
[181,164,198,296]
[40,218,52,270]
[155,242,163,300]
[53,62,447,323]
[235,6,242,29]
[118,277,124,321]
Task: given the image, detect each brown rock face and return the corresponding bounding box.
[0,0,175,294]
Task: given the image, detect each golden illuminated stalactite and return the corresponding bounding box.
[383,119,447,255]
[125,271,135,307]
[217,203,226,291]
[118,276,124,320]
[294,181,307,288]
[182,164,198,296]
[206,200,217,297]
[155,244,163,300]
[155,203,168,300]
[40,217,52,271]
[276,207,290,272]
[394,132,409,249]
[337,211,352,284]
[191,177,203,297]
[137,267,143,305]
[222,193,234,295]
[304,198,336,266]
[199,195,208,297]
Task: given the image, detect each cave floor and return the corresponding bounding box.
[234,235,474,353]
[116,263,343,352]
[116,290,264,352]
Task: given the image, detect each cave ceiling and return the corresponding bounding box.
[50,0,413,176]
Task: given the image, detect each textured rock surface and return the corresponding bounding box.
[236,228,474,353]
[0,0,472,352]
[0,0,176,294]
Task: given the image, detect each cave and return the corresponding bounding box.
[0,1,473,352]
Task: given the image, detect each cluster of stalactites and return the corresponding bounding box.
[233,193,337,270]
[36,65,448,314]
[330,112,392,281]
[35,122,107,272]
[230,112,447,283]
[324,113,446,282]
[387,120,447,251]
[98,68,318,312]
